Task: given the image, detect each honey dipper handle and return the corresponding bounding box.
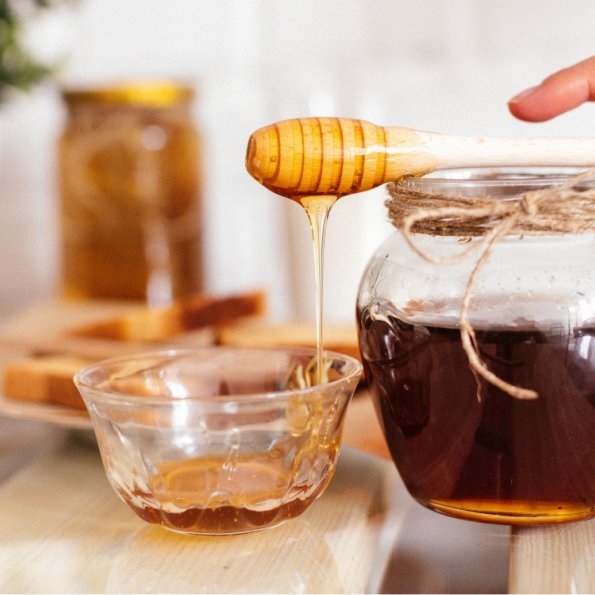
[417,131,595,172]
[245,117,595,198]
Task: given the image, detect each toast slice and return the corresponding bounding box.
[67,291,266,342]
[4,355,91,411]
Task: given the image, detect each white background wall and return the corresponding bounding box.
[1,0,594,322]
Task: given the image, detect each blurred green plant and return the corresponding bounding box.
[0,0,64,101]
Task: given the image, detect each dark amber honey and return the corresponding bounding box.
[358,304,595,525]
[127,489,319,534]
[120,452,336,534]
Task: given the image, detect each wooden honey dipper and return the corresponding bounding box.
[245,117,595,198]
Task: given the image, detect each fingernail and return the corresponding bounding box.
[508,85,539,104]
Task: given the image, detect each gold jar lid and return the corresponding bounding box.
[62,80,195,107]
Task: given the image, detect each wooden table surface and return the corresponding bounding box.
[0,417,402,594]
[0,394,591,594]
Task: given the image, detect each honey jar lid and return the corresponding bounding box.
[62,80,195,107]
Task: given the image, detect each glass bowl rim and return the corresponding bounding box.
[397,166,590,189]
[73,346,363,406]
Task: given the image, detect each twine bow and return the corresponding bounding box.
[386,168,595,400]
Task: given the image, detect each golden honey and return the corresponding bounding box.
[58,81,202,304]
[121,449,338,535]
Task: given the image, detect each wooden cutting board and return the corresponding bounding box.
[0,441,401,594]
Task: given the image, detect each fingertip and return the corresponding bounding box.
[508,59,595,122]
[507,83,572,122]
[508,86,539,106]
[507,85,551,122]
[507,96,550,122]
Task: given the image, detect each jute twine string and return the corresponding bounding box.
[386,167,595,400]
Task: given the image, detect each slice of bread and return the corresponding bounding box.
[67,291,266,342]
[4,355,91,411]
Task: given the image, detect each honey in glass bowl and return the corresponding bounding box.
[74,347,362,535]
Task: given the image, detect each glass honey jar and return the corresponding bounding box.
[357,167,595,525]
[58,81,202,304]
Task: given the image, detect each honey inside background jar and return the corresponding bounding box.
[58,82,202,306]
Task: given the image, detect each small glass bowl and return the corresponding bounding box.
[74,346,362,535]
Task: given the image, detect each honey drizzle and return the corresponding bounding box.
[299,195,337,384]
[247,118,388,384]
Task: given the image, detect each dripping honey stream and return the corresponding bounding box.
[299,195,337,384]
[244,117,421,384]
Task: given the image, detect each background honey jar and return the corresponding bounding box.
[58,81,202,305]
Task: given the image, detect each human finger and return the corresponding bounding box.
[508,55,595,122]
